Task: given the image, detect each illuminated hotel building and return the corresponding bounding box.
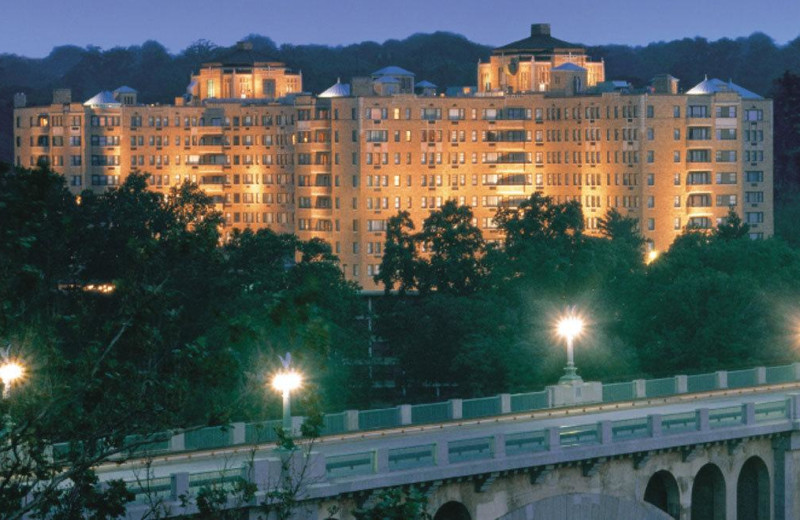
[14,26,773,291]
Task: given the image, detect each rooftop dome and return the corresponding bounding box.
[319,78,351,98]
[493,23,584,55]
[372,66,414,76]
[686,77,762,99]
[83,91,120,106]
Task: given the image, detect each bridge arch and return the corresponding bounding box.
[433,501,471,520]
[736,456,770,520]
[644,470,680,519]
[691,463,726,520]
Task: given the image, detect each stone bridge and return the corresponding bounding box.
[89,364,800,519]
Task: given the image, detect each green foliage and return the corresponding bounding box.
[375,211,418,295]
[632,233,800,375]
[195,477,255,520]
[376,195,646,398]
[773,71,800,191]
[375,191,800,397]
[376,203,486,296]
[416,201,486,295]
[0,167,368,518]
[353,487,431,520]
[716,208,750,240]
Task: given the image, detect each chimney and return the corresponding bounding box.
[13,92,27,108]
[652,74,679,95]
[531,23,551,37]
[52,88,72,104]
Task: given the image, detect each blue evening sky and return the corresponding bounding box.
[3,0,799,57]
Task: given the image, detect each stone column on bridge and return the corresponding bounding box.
[714,370,728,389]
[171,472,189,501]
[345,410,359,431]
[399,404,412,425]
[448,399,463,420]
[756,366,767,385]
[773,394,800,520]
[547,380,603,407]
[634,379,647,399]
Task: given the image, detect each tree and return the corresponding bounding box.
[375,211,418,295]
[773,72,800,190]
[353,487,431,520]
[0,170,243,518]
[492,192,585,296]
[715,208,750,240]
[631,235,800,375]
[416,201,486,295]
[210,227,369,417]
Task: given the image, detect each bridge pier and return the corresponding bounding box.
[772,431,800,520]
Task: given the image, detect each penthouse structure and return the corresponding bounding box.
[14,26,773,291]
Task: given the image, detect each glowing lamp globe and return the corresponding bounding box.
[272,370,302,394]
[557,316,584,341]
[0,361,23,388]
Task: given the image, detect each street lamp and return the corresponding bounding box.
[0,359,24,400]
[272,354,302,433]
[557,311,584,384]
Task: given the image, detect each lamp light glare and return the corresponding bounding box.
[272,370,302,393]
[0,361,24,388]
[557,316,584,341]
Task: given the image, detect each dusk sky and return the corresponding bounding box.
[3,0,800,58]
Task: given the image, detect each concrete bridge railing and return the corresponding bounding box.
[122,393,800,513]
[68,362,800,462]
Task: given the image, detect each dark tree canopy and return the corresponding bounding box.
[0,167,368,518]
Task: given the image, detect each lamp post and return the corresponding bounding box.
[557,312,584,384]
[272,353,302,434]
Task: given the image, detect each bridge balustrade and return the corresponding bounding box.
[728,367,761,388]
[128,475,171,504]
[611,417,650,441]
[411,402,451,424]
[504,430,548,455]
[754,400,787,421]
[661,411,698,433]
[358,407,401,430]
[120,396,800,514]
[687,372,717,393]
[510,391,548,412]
[461,396,502,419]
[65,363,800,463]
[767,364,796,384]
[188,468,242,494]
[602,381,635,402]
[645,377,677,398]
[709,405,744,428]
[325,452,375,478]
[184,426,231,451]
[244,420,282,444]
[321,411,349,435]
[448,437,495,463]
[559,424,600,447]
[388,444,436,471]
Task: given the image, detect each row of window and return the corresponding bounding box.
[20,104,767,134]
[684,150,763,163]
[21,115,81,128]
[357,104,766,123]
[131,114,295,128]
[645,212,765,232]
